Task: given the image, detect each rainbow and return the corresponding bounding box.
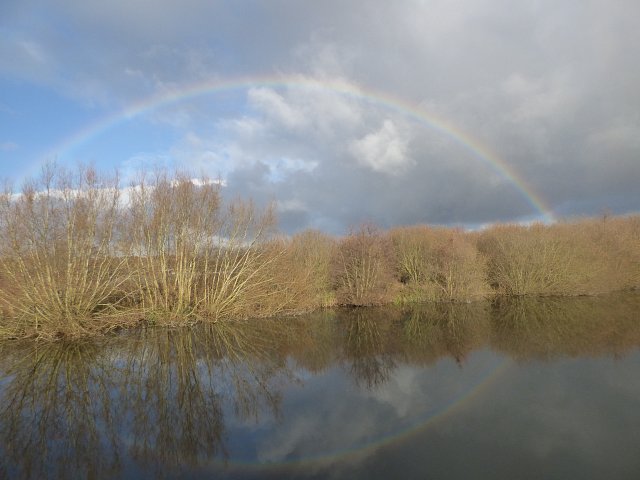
[31,75,555,222]
[202,358,513,474]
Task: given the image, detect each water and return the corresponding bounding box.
[1,293,639,479]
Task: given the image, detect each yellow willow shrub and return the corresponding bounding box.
[540,219,614,294]
[390,226,488,302]
[430,229,489,301]
[478,223,580,296]
[228,237,306,317]
[274,229,336,310]
[0,164,130,339]
[390,226,440,302]
[333,224,395,306]
[617,215,640,288]
[197,200,280,320]
[125,172,279,322]
[125,172,222,321]
[390,225,433,285]
[572,215,640,292]
[482,216,640,297]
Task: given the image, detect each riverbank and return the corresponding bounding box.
[1,166,638,340]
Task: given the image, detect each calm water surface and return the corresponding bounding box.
[1,293,640,479]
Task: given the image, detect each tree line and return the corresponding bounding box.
[0,164,638,339]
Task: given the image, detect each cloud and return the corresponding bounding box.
[248,87,308,130]
[349,120,413,175]
[171,81,538,232]
[1,0,639,230]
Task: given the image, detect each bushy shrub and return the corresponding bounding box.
[0,163,638,340]
[0,164,130,338]
[333,224,395,306]
[391,226,488,302]
[478,223,578,296]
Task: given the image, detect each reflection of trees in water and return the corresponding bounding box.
[119,328,228,471]
[401,303,489,367]
[0,321,291,479]
[343,308,397,389]
[336,294,640,386]
[0,341,121,479]
[336,302,488,371]
[1,293,640,477]
[490,293,640,359]
[286,310,341,374]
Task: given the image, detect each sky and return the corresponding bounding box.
[1,0,639,234]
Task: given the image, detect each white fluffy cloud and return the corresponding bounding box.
[350,120,413,175]
[248,88,309,130]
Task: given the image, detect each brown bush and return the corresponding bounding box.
[124,170,281,323]
[391,226,488,302]
[333,224,395,306]
[477,223,579,296]
[0,163,638,340]
[124,171,223,322]
[265,230,336,312]
[569,215,640,292]
[195,199,280,321]
[431,229,489,301]
[0,164,131,339]
[390,225,433,285]
[478,217,640,296]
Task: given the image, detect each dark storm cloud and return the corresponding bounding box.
[2,0,639,231]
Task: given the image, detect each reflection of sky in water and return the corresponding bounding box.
[1,294,640,479]
[214,353,640,480]
[229,351,505,465]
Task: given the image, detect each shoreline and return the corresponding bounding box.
[1,288,637,342]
